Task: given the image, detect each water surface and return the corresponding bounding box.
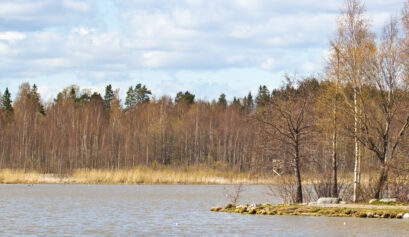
[0,184,408,236]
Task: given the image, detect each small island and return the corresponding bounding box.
[211,199,409,219]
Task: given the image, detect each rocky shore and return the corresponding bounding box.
[210,203,409,219]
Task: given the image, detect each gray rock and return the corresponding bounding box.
[403,213,409,219]
[380,198,397,203]
[369,199,378,204]
[317,197,341,204]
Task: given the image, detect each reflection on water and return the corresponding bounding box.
[0,184,408,236]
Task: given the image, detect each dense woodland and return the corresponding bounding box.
[0,0,408,202]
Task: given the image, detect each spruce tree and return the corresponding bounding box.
[2,88,13,114]
[104,84,114,111]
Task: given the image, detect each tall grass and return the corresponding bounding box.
[0,167,277,184]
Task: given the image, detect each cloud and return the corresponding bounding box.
[0,0,406,100]
[0,31,26,42]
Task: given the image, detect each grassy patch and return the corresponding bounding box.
[210,203,409,219]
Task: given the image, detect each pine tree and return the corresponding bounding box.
[256,85,270,107]
[175,91,195,104]
[135,83,152,103]
[2,88,13,115]
[125,86,137,108]
[104,84,114,111]
[31,84,45,115]
[217,93,227,108]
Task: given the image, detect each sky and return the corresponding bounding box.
[0,0,406,102]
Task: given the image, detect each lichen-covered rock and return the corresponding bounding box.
[396,213,403,219]
[225,203,235,209]
[210,206,222,211]
[317,197,341,204]
[380,198,397,203]
[403,213,409,219]
[369,199,378,204]
[248,209,256,214]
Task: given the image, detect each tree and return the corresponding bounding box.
[1,88,13,115]
[218,93,227,108]
[125,84,152,108]
[335,0,375,202]
[134,83,152,103]
[242,92,254,113]
[257,77,315,203]
[256,85,270,107]
[104,84,114,111]
[175,91,195,104]
[125,86,137,108]
[354,19,408,198]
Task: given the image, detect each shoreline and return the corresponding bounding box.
[210,203,409,219]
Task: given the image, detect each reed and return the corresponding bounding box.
[0,168,277,185]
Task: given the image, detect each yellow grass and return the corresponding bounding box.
[0,168,277,185]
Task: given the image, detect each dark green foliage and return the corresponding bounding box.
[242,91,254,113]
[125,83,152,108]
[31,84,45,115]
[175,91,195,104]
[218,93,227,108]
[104,84,114,111]
[256,85,270,107]
[1,88,13,115]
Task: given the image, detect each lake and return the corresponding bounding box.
[0,184,408,236]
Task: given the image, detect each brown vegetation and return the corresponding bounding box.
[0,0,408,203]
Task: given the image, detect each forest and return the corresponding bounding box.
[0,0,408,203]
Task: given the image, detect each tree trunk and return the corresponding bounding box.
[374,163,388,199]
[294,138,303,203]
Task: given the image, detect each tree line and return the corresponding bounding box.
[0,0,408,202]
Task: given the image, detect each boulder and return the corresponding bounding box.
[403,213,409,219]
[369,199,378,204]
[317,197,341,204]
[379,198,397,203]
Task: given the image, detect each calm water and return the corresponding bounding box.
[0,184,408,236]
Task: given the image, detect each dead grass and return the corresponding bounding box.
[0,168,278,185]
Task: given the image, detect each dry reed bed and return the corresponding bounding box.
[0,168,276,185]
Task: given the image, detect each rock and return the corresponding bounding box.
[308,202,317,206]
[210,206,222,212]
[396,213,404,219]
[225,203,235,209]
[248,203,261,209]
[369,199,378,204]
[366,212,374,218]
[339,201,346,204]
[403,213,409,219]
[317,197,341,204]
[248,209,257,214]
[380,198,397,203]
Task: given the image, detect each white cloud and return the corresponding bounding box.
[63,0,91,12]
[0,0,406,100]
[0,31,26,42]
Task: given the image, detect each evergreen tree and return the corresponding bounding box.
[218,93,227,108]
[125,86,137,108]
[135,83,152,103]
[245,91,254,113]
[232,96,241,108]
[31,84,45,115]
[256,85,270,107]
[1,88,13,114]
[104,84,114,111]
[175,91,195,104]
